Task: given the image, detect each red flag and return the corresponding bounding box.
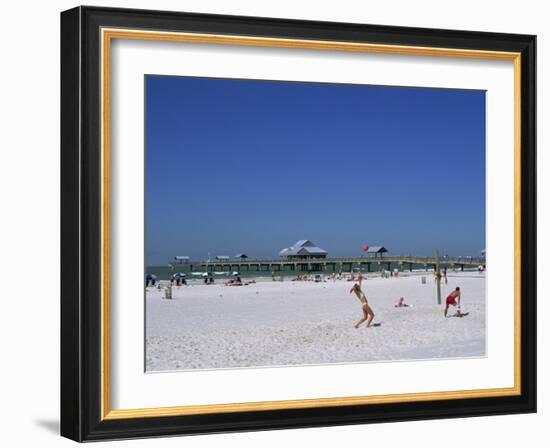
[362,244,369,252]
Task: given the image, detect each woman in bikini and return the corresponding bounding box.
[349,274,375,328]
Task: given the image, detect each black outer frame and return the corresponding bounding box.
[60,6,536,442]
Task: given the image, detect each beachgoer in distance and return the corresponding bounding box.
[443,267,448,284]
[444,287,461,317]
[349,274,375,328]
[434,268,441,283]
[395,297,409,308]
[146,274,157,287]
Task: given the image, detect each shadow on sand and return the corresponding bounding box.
[450,312,470,318]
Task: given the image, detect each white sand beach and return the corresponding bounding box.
[146,272,486,371]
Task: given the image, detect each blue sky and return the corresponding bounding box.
[145,75,485,265]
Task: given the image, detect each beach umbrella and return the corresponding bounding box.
[362,244,369,252]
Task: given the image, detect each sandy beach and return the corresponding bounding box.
[145,272,485,371]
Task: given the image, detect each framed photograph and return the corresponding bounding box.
[61,6,536,442]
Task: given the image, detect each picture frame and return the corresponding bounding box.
[60,5,536,442]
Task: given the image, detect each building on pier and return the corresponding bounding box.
[364,246,388,258]
[279,240,328,259]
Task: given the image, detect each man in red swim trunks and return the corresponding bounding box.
[444,287,461,317]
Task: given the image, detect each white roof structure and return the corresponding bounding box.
[174,256,190,260]
[365,246,388,254]
[216,255,231,260]
[279,240,328,257]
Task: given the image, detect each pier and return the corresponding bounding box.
[189,256,485,273]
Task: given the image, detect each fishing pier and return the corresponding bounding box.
[194,255,485,273]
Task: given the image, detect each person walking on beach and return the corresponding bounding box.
[444,287,461,317]
[442,267,448,285]
[395,297,409,308]
[349,274,375,328]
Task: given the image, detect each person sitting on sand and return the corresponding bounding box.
[444,287,461,317]
[349,274,375,328]
[395,297,409,308]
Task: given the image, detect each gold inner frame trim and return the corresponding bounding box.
[100,27,522,421]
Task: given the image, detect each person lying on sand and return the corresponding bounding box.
[349,274,375,328]
[224,277,255,286]
[395,297,409,307]
[444,287,461,317]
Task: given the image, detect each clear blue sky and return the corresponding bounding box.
[145,75,485,265]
